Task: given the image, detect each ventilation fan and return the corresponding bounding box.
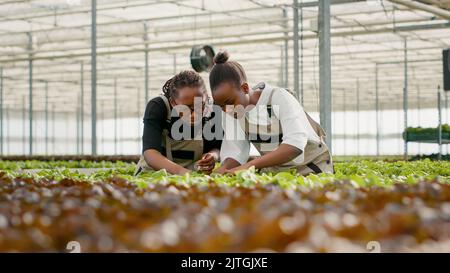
[190,45,215,73]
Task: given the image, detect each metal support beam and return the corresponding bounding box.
[300,0,304,105]
[27,32,33,155]
[318,0,332,151]
[279,46,283,87]
[137,88,141,153]
[0,67,3,155]
[403,37,408,160]
[65,112,69,154]
[283,8,289,88]
[5,107,8,155]
[114,78,118,155]
[389,0,450,21]
[438,86,442,160]
[76,94,80,154]
[80,61,84,154]
[417,85,421,153]
[144,21,149,103]
[375,63,380,157]
[343,89,346,156]
[45,81,48,155]
[398,100,402,154]
[417,86,421,123]
[52,104,55,154]
[446,91,449,155]
[293,0,300,99]
[119,107,123,153]
[22,95,26,154]
[356,78,360,156]
[2,21,449,64]
[446,92,449,124]
[100,100,104,154]
[173,53,177,75]
[91,0,97,155]
[0,1,361,32]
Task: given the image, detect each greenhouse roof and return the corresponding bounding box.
[0,0,449,118]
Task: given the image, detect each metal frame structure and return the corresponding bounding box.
[0,0,449,155]
[91,0,97,155]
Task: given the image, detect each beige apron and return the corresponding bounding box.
[240,87,333,175]
[135,95,204,175]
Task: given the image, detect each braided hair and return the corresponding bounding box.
[162,70,206,99]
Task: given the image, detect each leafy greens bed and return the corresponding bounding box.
[2,159,449,188]
[0,159,449,252]
[0,160,131,170]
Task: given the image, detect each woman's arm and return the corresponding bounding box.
[215,157,241,174]
[197,123,223,172]
[141,98,190,175]
[228,144,301,172]
[143,149,190,175]
[227,89,308,173]
[214,113,250,174]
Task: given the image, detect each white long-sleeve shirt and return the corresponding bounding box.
[220,82,321,165]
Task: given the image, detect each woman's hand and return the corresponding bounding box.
[212,158,241,174]
[237,144,301,171]
[176,167,191,175]
[214,165,228,175]
[196,151,219,173]
[224,145,302,174]
[143,149,191,175]
[225,163,253,174]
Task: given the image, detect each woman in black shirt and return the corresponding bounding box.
[135,70,222,175]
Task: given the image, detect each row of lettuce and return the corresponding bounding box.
[0,160,131,170]
[1,159,449,188]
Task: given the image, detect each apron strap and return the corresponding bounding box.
[269,87,326,139]
[274,87,327,142]
[159,94,172,123]
[304,111,326,138]
[243,87,279,139]
[134,166,143,176]
[267,88,276,106]
[164,131,173,161]
[306,162,323,174]
[159,95,173,161]
[266,105,273,118]
[266,88,277,118]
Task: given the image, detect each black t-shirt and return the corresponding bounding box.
[142,96,222,154]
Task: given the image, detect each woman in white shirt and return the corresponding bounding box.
[209,51,333,175]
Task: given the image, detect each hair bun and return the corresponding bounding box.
[214,51,229,64]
